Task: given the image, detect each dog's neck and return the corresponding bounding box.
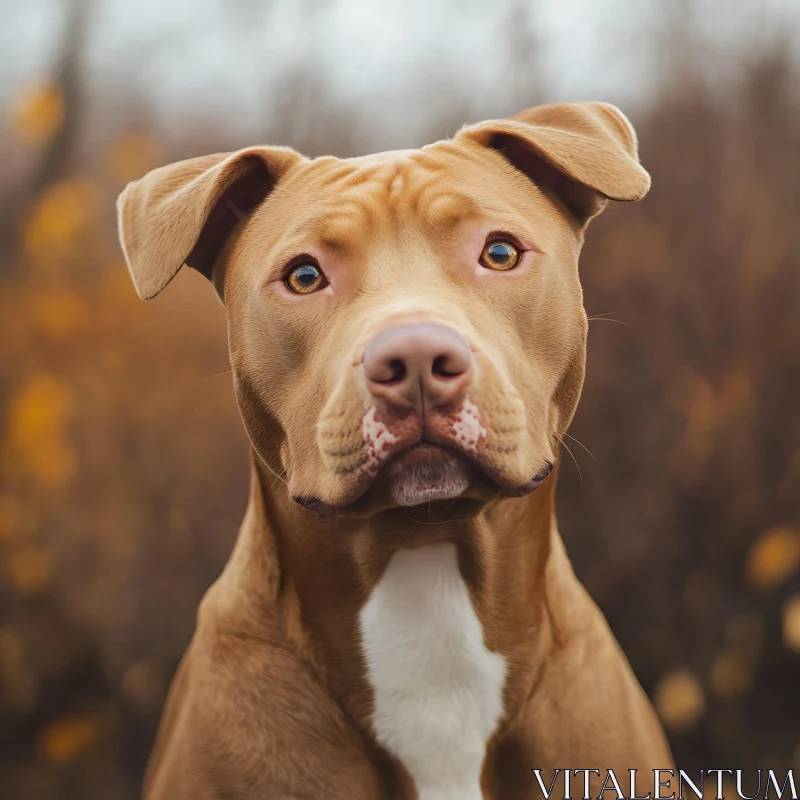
[217,452,563,743]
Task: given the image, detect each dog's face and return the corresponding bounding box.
[118,103,649,516]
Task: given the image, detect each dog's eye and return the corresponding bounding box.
[285,262,327,294]
[479,239,521,271]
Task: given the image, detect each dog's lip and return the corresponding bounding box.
[292,444,554,516]
[503,461,554,496]
[292,443,468,517]
[377,443,554,501]
[385,442,465,471]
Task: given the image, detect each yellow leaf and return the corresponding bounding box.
[107,132,161,183]
[654,669,706,732]
[7,547,52,594]
[22,178,97,271]
[746,525,800,590]
[783,595,800,653]
[36,713,98,766]
[9,81,64,144]
[5,373,77,490]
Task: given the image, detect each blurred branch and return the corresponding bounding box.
[0,0,91,270]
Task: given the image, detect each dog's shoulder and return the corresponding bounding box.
[143,602,390,799]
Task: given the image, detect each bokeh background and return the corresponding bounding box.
[1,0,799,797]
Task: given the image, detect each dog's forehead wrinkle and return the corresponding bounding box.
[287,144,511,244]
[344,148,417,167]
[389,164,405,196]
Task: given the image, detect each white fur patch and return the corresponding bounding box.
[362,405,397,467]
[360,544,506,800]
[452,399,486,455]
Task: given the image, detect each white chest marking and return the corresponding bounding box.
[359,544,506,800]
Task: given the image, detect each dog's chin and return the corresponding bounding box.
[385,445,471,507]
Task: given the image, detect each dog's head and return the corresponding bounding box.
[118,102,649,517]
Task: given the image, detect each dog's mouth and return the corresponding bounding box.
[383,443,473,507]
[294,441,553,517]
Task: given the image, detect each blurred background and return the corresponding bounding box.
[1,0,799,797]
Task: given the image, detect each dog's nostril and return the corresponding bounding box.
[432,354,464,378]
[364,354,407,384]
[363,323,473,407]
[386,358,407,383]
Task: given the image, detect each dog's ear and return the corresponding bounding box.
[117,146,303,300]
[458,102,650,225]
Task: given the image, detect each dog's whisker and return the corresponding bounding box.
[563,431,595,460]
[556,435,583,487]
[262,462,288,490]
[198,367,234,381]
[137,368,236,411]
[587,310,619,317]
[167,368,235,391]
[587,315,634,329]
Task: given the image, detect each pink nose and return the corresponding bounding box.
[363,323,473,411]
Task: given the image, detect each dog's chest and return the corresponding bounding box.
[359,543,506,800]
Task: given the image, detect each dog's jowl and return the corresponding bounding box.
[117,102,674,799]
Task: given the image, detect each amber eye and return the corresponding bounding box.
[479,239,521,271]
[285,262,327,294]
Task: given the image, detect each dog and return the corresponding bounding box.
[117,101,673,800]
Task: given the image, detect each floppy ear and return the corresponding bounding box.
[458,102,650,224]
[116,146,303,300]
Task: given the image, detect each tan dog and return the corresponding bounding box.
[117,102,673,800]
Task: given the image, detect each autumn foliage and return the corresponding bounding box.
[0,27,798,800]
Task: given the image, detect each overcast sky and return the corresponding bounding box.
[2,0,798,148]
